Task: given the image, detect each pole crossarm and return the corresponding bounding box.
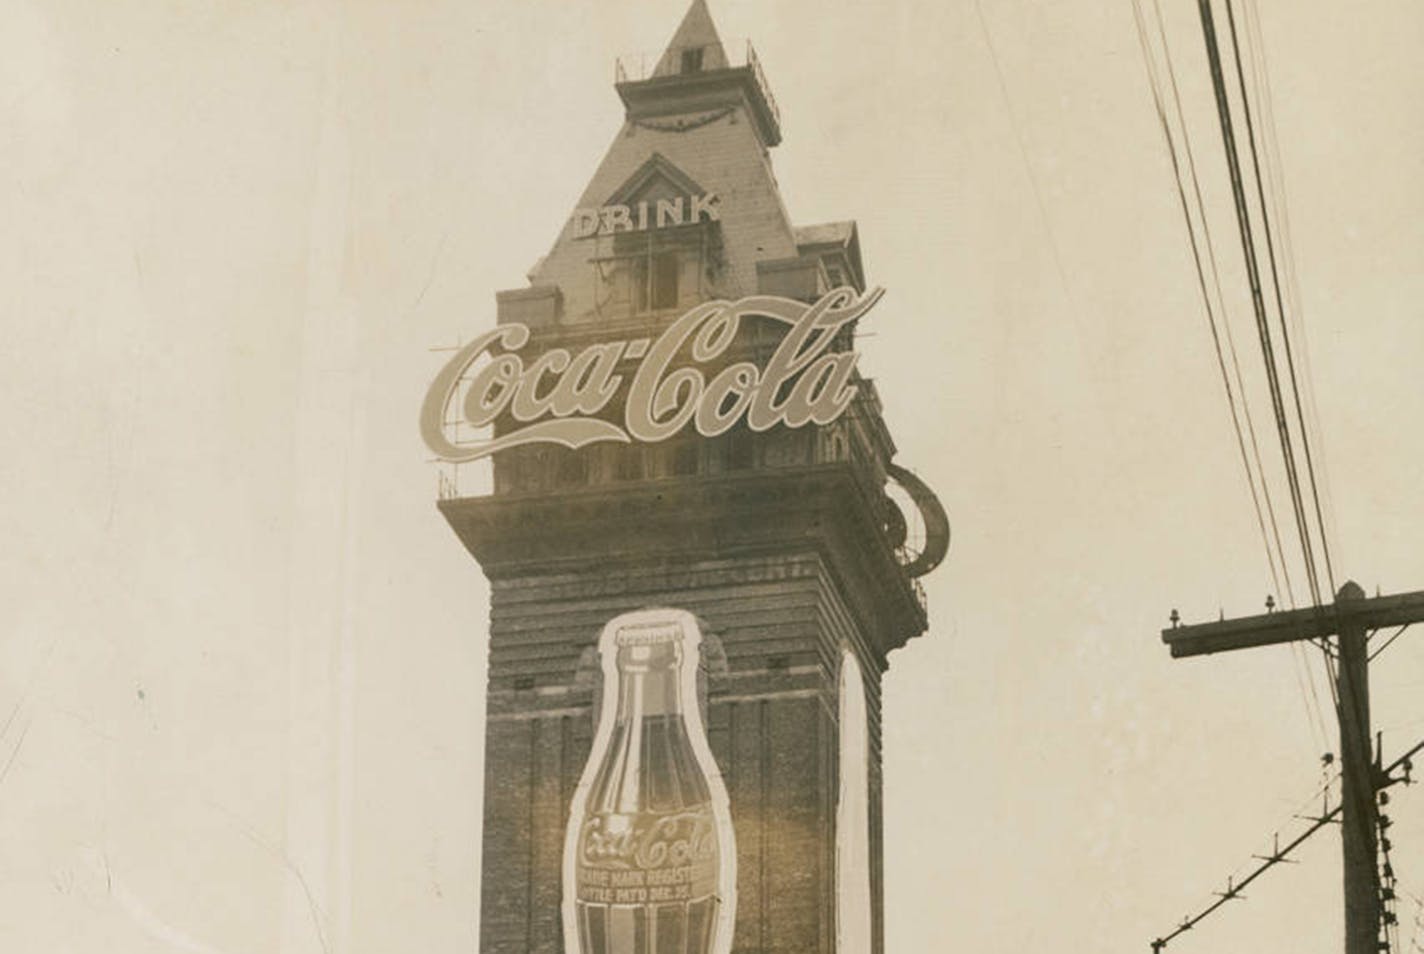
[1158,581,1424,954]
[1162,589,1424,658]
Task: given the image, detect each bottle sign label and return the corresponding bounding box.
[576,807,719,905]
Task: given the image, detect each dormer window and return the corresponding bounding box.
[589,155,721,318]
[680,46,705,74]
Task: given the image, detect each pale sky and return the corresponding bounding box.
[2,1,1421,952]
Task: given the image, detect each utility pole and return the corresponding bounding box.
[1162,583,1424,954]
[1336,585,1375,954]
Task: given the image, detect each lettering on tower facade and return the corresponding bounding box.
[420,286,883,463]
[571,192,720,238]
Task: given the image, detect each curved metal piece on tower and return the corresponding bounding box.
[881,492,909,551]
[886,462,950,579]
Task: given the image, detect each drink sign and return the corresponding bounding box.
[571,192,720,238]
[420,286,884,463]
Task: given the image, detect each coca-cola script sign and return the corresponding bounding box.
[419,286,884,462]
[577,807,718,905]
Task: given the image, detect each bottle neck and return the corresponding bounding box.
[613,642,685,720]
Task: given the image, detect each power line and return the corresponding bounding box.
[1139,0,1292,609]
[1151,771,1340,952]
[1151,737,1424,951]
[1233,5,1347,739]
[1147,6,1420,952]
[1370,624,1412,662]
[1196,0,1324,609]
[1134,0,1331,751]
[1153,0,1338,738]
[971,0,1074,297]
[1219,0,1337,600]
[1239,0,1340,569]
[1179,0,1344,746]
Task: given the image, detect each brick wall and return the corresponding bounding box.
[474,552,889,954]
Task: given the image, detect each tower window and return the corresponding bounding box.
[727,430,755,471]
[671,442,700,476]
[554,449,588,487]
[635,250,680,312]
[615,446,645,481]
[681,46,704,74]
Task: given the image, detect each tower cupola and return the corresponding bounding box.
[615,0,782,148]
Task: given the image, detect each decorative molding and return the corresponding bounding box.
[632,106,735,134]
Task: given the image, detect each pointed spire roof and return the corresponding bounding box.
[653,0,729,76]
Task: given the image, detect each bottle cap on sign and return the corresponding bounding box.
[614,621,683,647]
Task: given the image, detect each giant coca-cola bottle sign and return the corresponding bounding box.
[563,609,736,954]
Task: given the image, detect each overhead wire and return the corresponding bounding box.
[1149,0,1337,745]
[1220,0,1342,707]
[1369,624,1411,663]
[1195,2,1352,736]
[971,0,1075,298]
[1219,0,1338,604]
[1143,8,1405,950]
[1143,5,1414,951]
[1135,0,1330,751]
[1150,737,1424,951]
[1194,0,1325,611]
[1235,0,1341,669]
[1144,0,1293,611]
[1240,0,1342,571]
[1150,766,1342,952]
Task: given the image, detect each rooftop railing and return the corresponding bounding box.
[615,39,780,131]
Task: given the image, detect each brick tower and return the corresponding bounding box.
[429,3,948,951]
